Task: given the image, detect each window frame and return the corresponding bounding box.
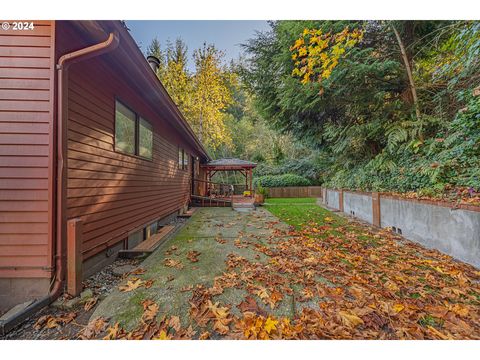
[178,147,185,170]
[114,100,136,156]
[114,98,153,161]
[178,147,190,170]
[183,150,189,169]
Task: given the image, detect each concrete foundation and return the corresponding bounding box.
[127,230,143,250]
[0,278,50,314]
[82,241,125,280]
[82,210,180,279]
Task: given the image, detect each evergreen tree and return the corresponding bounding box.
[146,37,166,78]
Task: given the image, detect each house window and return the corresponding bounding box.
[183,151,189,169]
[178,148,189,170]
[115,100,153,159]
[115,101,136,155]
[139,117,153,159]
[178,147,184,169]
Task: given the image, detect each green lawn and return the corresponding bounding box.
[264,197,345,229]
[264,197,317,204]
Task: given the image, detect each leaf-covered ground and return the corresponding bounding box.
[80,200,480,339]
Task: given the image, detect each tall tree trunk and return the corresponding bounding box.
[390,23,422,122]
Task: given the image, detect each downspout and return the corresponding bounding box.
[0,31,119,336]
[53,30,120,302]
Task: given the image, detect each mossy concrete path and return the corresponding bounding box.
[91,207,292,331]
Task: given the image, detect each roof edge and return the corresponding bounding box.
[75,20,211,161]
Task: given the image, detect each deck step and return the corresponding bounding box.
[119,225,175,258]
[178,207,198,218]
[233,204,255,210]
[233,203,255,208]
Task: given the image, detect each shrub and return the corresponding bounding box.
[254,174,312,187]
[256,184,269,196]
[253,155,326,185]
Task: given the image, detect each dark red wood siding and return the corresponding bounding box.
[57,24,198,261]
[0,21,55,278]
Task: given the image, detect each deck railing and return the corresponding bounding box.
[192,178,234,208]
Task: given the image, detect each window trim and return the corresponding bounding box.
[114,99,136,156]
[114,98,153,161]
[178,147,190,171]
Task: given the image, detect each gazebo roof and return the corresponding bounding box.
[202,157,257,170]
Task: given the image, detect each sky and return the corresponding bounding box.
[126,20,271,71]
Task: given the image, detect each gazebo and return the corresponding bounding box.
[200,158,257,196]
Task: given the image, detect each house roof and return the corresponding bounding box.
[68,21,211,161]
[202,158,257,170]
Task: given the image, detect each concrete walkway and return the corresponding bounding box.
[86,203,480,339]
[91,207,292,330]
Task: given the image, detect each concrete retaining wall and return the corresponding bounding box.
[380,197,480,268]
[344,192,373,224]
[321,188,480,269]
[325,189,340,209]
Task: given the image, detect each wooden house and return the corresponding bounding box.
[0,20,209,314]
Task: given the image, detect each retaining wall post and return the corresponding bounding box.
[338,190,344,212]
[372,192,381,227]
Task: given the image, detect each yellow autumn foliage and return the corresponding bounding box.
[291,26,364,83]
[157,42,234,151]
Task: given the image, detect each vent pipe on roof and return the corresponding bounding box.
[147,55,160,73]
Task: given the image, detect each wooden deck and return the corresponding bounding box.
[190,195,232,207]
[190,194,255,208]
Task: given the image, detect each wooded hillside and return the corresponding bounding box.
[240,21,479,203]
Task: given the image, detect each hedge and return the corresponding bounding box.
[254,174,312,188]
